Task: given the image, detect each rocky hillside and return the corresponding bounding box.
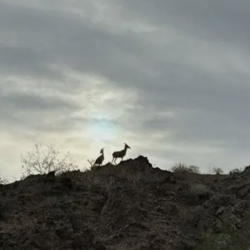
[1,156,250,250]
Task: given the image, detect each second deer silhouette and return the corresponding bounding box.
[94,148,104,167]
[112,143,131,164]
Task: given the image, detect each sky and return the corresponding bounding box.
[1,0,250,179]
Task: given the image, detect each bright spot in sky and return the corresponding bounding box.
[88,120,118,142]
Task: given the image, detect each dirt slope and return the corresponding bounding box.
[1,156,250,250]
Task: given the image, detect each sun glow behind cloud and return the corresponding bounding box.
[87,119,118,142]
[58,70,139,163]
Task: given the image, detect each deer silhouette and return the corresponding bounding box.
[112,143,131,164]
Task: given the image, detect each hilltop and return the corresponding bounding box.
[1,156,250,250]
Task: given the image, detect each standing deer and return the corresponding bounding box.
[112,143,131,164]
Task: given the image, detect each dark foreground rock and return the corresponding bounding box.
[1,156,250,250]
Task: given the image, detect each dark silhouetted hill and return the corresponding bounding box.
[1,156,250,250]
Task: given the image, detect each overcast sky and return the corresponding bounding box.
[1,0,250,179]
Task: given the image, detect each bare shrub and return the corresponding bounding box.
[0,175,8,185]
[171,163,187,173]
[188,165,200,174]
[87,159,95,169]
[171,163,200,174]
[21,143,78,177]
[212,167,224,175]
[229,168,242,175]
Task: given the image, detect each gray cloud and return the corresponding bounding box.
[0,84,82,134]
[120,0,250,48]
[1,0,250,178]
[0,89,78,111]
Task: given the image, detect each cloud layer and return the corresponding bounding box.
[1,0,250,178]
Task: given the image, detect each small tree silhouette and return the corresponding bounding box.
[87,159,94,168]
[212,167,224,175]
[21,143,77,177]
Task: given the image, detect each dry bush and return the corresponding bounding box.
[212,167,224,175]
[21,143,78,177]
[229,168,242,176]
[171,163,200,174]
[0,175,8,185]
[188,165,200,174]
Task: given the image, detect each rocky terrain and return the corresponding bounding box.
[1,156,250,250]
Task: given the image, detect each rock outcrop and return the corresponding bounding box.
[1,156,250,250]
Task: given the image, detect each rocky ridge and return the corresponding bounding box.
[1,156,250,250]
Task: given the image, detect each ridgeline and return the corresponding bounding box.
[1,156,250,250]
